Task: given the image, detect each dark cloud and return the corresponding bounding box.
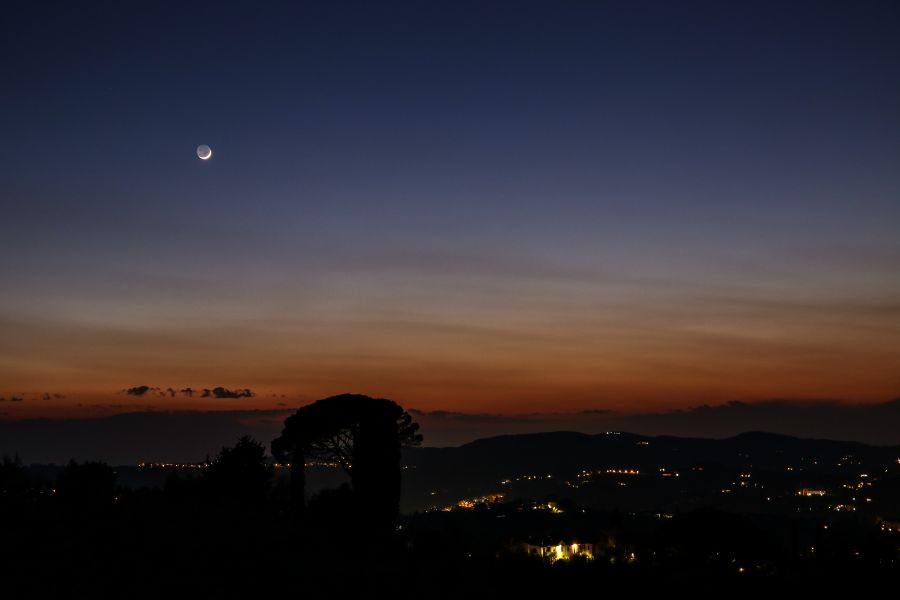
[209,387,254,399]
[125,385,157,396]
[121,386,253,399]
[199,387,254,399]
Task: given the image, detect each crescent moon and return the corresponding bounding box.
[196,145,212,160]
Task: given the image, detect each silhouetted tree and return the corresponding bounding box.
[204,436,272,509]
[57,460,116,509]
[0,454,28,501]
[271,393,422,531]
[353,401,407,531]
[307,483,359,535]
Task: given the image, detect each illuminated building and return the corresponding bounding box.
[518,541,595,562]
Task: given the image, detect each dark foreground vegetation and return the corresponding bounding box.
[2,395,900,596]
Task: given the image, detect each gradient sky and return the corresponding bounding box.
[2,1,899,419]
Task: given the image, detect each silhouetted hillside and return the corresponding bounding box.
[400,431,900,512]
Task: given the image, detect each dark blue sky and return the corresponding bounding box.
[2,1,899,416]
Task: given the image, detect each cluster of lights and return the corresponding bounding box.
[576,468,640,478]
[526,542,594,562]
[531,501,564,514]
[138,462,207,469]
[880,520,900,532]
[843,481,871,491]
[304,460,340,468]
[604,468,640,475]
[441,493,505,512]
[270,460,341,468]
[501,474,552,484]
[837,455,862,467]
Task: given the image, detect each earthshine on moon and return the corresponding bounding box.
[196,144,212,160]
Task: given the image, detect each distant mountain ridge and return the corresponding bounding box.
[3,399,900,463]
[405,429,895,471]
